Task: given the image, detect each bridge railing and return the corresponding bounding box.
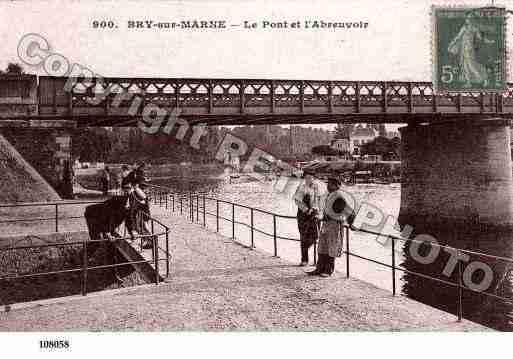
[35,76,513,119]
[147,183,513,324]
[0,199,171,303]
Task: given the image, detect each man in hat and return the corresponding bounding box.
[307,176,349,277]
[293,168,321,266]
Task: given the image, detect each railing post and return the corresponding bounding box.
[273,214,278,257]
[314,239,317,265]
[180,196,183,215]
[216,200,219,232]
[151,219,155,261]
[391,237,396,296]
[165,192,168,210]
[55,204,59,232]
[82,240,88,296]
[346,225,350,278]
[154,228,159,285]
[190,193,193,222]
[172,193,175,212]
[457,254,463,322]
[196,195,200,223]
[165,228,169,278]
[250,208,254,249]
[232,203,235,239]
[203,195,206,227]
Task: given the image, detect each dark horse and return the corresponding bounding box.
[84,195,130,284]
[84,195,129,242]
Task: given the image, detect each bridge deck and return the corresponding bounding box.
[3,76,513,125]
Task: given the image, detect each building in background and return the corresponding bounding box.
[331,138,351,153]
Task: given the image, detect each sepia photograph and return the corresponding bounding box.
[0,0,511,356]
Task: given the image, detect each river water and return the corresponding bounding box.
[151,175,511,330]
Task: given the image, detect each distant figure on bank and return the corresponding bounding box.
[61,159,75,199]
[294,169,321,266]
[120,165,131,188]
[135,163,147,183]
[101,166,111,195]
[307,177,347,277]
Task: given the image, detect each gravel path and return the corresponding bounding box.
[0,214,487,331]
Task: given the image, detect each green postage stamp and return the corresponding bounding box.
[433,6,507,93]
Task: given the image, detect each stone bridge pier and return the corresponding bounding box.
[398,118,513,329]
[399,118,513,248]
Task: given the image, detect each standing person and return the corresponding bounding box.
[126,178,153,248]
[294,169,321,266]
[120,165,131,189]
[308,177,348,277]
[134,163,147,183]
[62,159,75,199]
[101,166,111,195]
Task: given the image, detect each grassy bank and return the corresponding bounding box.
[0,236,147,305]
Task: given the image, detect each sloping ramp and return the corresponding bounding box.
[0,133,60,203]
[114,239,164,284]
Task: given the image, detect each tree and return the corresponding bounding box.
[360,136,401,160]
[334,123,352,139]
[4,62,24,74]
[312,145,339,156]
[72,128,112,162]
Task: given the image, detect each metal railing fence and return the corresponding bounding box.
[147,183,513,323]
[0,199,171,300]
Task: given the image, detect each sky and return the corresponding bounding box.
[0,0,510,130]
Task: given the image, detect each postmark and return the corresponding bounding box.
[432,6,507,93]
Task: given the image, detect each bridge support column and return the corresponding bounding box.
[399,118,513,244]
[398,119,513,329]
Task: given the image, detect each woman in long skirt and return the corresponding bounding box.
[294,170,321,266]
[308,177,347,277]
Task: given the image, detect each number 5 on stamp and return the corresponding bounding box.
[433,6,507,93]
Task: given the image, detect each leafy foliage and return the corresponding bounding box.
[0,62,24,74]
[360,136,401,159]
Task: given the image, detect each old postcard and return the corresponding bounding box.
[0,0,511,357]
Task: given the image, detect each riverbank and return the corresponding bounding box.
[75,163,225,191]
[0,214,486,331]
